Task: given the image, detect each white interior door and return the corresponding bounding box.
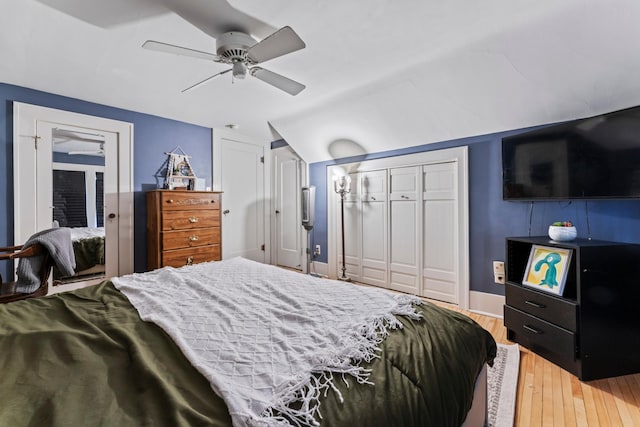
[13,102,134,288]
[274,147,302,269]
[421,161,459,303]
[213,130,267,263]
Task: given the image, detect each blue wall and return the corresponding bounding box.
[0,83,212,278]
[309,130,640,296]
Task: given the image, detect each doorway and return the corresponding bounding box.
[212,128,269,263]
[13,103,134,291]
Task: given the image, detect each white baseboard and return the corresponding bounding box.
[469,291,504,319]
[311,261,329,278]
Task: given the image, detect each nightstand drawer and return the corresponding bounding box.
[506,283,577,331]
[162,228,221,250]
[505,305,577,371]
[162,210,220,231]
[162,245,221,268]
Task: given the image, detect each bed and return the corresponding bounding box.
[54,227,105,280]
[0,257,496,427]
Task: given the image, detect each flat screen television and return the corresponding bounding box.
[502,106,640,200]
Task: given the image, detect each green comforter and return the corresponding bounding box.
[0,282,495,427]
[72,236,105,272]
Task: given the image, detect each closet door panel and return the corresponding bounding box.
[361,170,386,202]
[422,162,458,303]
[389,167,419,294]
[361,198,387,287]
[359,170,387,287]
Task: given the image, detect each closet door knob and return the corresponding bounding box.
[108,213,116,219]
[223,210,230,215]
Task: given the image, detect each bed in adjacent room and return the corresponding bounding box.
[54,226,106,281]
[0,257,496,427]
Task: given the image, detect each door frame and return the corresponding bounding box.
[13,102,134,279]
[326,146,469,309]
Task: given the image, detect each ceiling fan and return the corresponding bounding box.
[68,142,105,157]
[143,26,306,95]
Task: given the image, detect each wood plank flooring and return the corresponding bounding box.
[432,300,640,427]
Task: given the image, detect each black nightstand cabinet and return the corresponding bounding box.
[504,236,640,381]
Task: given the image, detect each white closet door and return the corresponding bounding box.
[359,170,387,287]
[388,166,419,294]
[422,161,458,303]
[341,172,361,280]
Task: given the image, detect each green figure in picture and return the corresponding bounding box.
[534,252,561,288]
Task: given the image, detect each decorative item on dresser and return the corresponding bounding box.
[504,236,640,381]
[146,190,222,270]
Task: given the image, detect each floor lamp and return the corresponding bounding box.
[334,175,351,281]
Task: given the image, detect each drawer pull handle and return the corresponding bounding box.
[210,200,216,203]
[167,199,174,204]
[189,235,199,242]
[523,324,543,334]
[525,300,546,309]
[188,217,199,223]
[186,256,194,266]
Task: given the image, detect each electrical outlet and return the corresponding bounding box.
[493,261,505,285]
[314,245,321,256]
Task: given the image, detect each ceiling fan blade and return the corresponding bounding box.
[182,69,232,93]
[68,151,104,157]
[246,26,305,64]
[143,40,221,62]
[250,67,305,96]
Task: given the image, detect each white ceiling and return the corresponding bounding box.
[2,0,640,163]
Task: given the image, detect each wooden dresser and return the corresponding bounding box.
[146,190,222,270]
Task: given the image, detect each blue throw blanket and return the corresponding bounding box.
[16,228,76,293]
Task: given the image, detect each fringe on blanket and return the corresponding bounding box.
[251,294,423,427]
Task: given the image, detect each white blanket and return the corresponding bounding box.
[112,257,422,427]
[69,227,105,242]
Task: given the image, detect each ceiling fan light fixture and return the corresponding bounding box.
[232,61,247,79]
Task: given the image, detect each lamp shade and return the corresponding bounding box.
[333,175,351,194]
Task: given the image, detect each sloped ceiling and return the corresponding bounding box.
[2,0,640,163]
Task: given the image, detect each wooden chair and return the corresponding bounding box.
[0,244,52,303]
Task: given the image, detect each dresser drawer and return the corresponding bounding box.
[162,228,221,250]
[505,305,578,372]
[162,210,220,231]
[162,245,221,268]
[160,191,220,211]
[505,283,577,331]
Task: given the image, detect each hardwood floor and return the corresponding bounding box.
[433,301,640,427]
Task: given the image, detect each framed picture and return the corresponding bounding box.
[522,245,572,296]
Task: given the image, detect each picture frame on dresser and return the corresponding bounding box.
[522,244,571,296]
